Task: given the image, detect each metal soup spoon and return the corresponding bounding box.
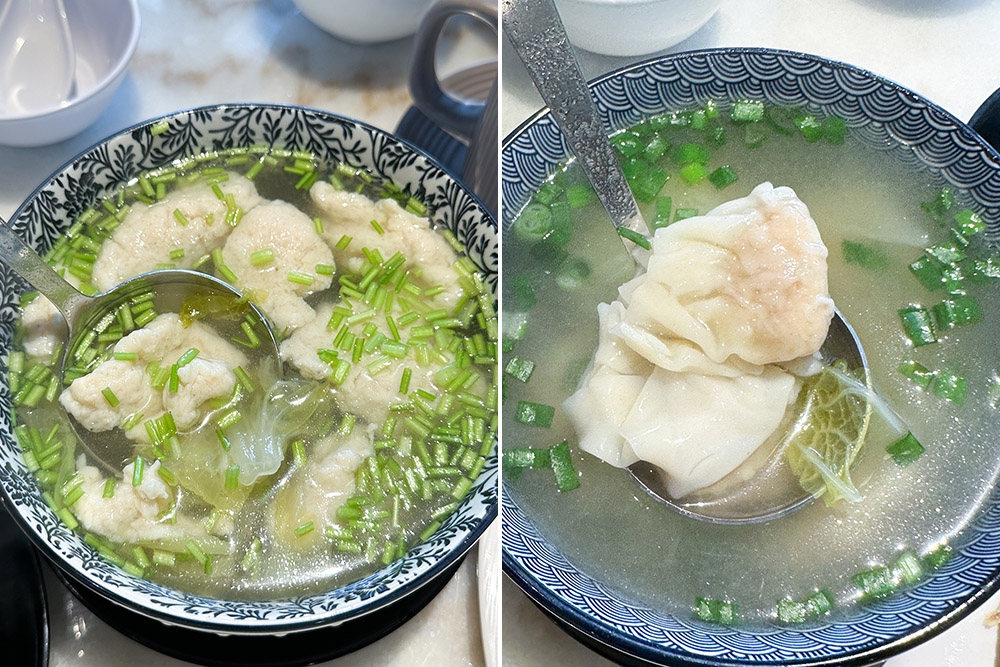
[0,219,280,475]
[503,0,870,524]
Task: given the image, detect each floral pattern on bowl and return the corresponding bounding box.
[0,102,497,634]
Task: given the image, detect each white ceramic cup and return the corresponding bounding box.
[409,0,498,215]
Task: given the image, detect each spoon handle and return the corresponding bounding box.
[502,0,644,232]
[0,220,88,323]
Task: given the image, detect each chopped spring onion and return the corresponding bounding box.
[549,440,580,491]
[709,165,738,189]
[513,204,553,244]
[503,447,551,469]
[931,295,983,329]
[852,565,896,601]
[731,99,764,123]
[842,239,889,270]
[617,227,651,250]
[930,370,967,405]
[898,306,937,347]
[102,478,116,499]
[514,401,555,428]
[887,432,925,466]
[694,597,738,625]
[504,357,535,383]
[899,360,934,389]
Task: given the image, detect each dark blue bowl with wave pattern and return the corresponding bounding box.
[502,47,1000,667]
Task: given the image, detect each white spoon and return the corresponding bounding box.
[0,0,76,115]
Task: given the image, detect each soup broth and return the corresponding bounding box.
[503,106,1000,624]
[11,147,497,600]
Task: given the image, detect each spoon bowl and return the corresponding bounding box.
[0,220,281,474]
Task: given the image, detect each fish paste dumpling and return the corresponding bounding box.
[624,182,834,367]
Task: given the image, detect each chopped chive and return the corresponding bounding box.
[168,363,180,392]
[250,248,274,266]
[102,478,116,498]
[370,219,385,235]
[101,386,120,408]
[132,457,145,487]
[316,263,335,275]
[292,439,307,466]
[173,209,190,226]
[288,270,315,286]
[177,347,200,367]
[219,265,239,284]
[150,120,170,136]
[152,550,176,567]
[233,366,255,393]
[336,235,352,250]
[225,464,240,490]
[295,521,315,537]
[217,409,243,430]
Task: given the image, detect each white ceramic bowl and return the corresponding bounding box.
[555,0,721,57]
[0,0,140,147]
[292,0,436,43]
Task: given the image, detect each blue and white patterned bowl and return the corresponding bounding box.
[0,103,497,634]
[502,48,1000,666]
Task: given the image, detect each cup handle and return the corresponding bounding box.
[409,0,499,141]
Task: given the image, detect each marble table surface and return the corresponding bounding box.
[501,1,1000,666]
[0,1,496,666]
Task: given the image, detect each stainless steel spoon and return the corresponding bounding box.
[502,0,647,242]
[0,219,280,474]
[503,0,871,524]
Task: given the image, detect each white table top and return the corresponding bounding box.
[500,1,1000,665]
[0,1,496,666]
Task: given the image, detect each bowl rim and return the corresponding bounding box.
[1,100,498,634]
[0,0,141,122]
[500,45,1000,666]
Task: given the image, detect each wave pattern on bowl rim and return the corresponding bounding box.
[0,102,497,633]
[501,47,1000,666]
